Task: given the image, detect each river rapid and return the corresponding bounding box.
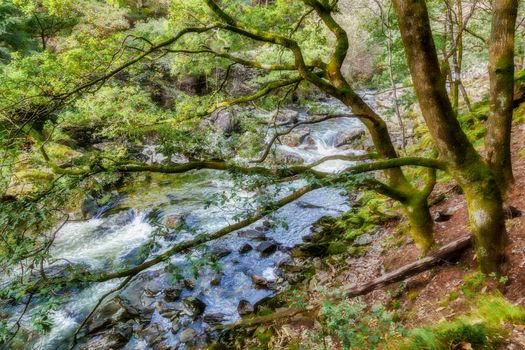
[3,98,372,349]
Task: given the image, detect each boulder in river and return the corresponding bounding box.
[256,241,277,256]
[275,109,299,125]
[179,328,198,343]
[85,297,135,334]
[238,229,267,241]
[211,246,232,258]
[239,243,253,254]
[280,128,311,147]
[335,128,366,147]
[182,296,206,317]
[238,299,254,316]
[203,313,226,325]
[164,213,185,229]
[208,107,241,135]
[138,322,165,346]
[164,286,182,302]
[274,149,304,164]
[251,275,270,288]
[79,322,133,350]
[210,273,222,286]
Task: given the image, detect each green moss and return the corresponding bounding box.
[328,241,347,255]
[399,295,525,350]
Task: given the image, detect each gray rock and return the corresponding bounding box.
[275,109,300,125]
[182,296,206,317]
[256,241,277,256]
[239,243,253,254]
[251,275,269,288]
[335,128,366,147]
[81,195,98,219]
[280,128,310,147]
[179,328,198,343]
[238,299,254,316]
[164,287,182,302]
[203,313,226,325]
[211,246,232,258]
[238,229,267,240]
[164,213,185,229]
[210,273,222,286]
[85,297,134,334]
[138,323,165,346]
[354,233,373,246]
[183,278,195,290]
[209,107,241,134]
[144,279,166,297]
[275,149,304,164]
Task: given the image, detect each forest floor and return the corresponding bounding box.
[251,118,525,349]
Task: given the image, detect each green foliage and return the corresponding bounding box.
[305,294,402,350]
[399,296,525,350]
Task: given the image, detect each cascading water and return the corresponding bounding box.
[6,98,370,350]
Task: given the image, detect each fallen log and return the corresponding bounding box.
[346,235,472,297]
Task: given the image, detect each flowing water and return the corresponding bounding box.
[5,98,371,349]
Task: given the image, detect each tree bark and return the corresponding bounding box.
[392,0,507,273]
[485,0,518,194]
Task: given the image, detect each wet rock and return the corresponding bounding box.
[182,296,206,317]
[211,246,232,258]
[238,229,267,241]
[434,210,453,222]
[119,273,158,321]
[354,234,373,246]
[164,287,182,302]
[179,328,198,343]
[86,297,134,334]
[275,109,300,125]
[208,107,241,135]
[210,273,222,286]
[256,241,277,256]
[81,195,98,219]
[183,278,196,290]
[119,245,148,267]
[281,128,310,147]
[505,206,522,220]
[79,323,132,350]
[251,275,270,288]
[144,279,166,297]
[238,299,254,316]
[239,243,253,254]
[203,313,226,325]
[164,213,185,229]
[275,149,304,164]
[138,323,165,346]
[291,243,329,257]
[335,128,366,147]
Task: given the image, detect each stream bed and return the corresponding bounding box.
[4,98,371,350]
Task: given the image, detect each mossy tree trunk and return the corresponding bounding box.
[295,0,436,251]
[485,0,518,194]
[392,0,507,273]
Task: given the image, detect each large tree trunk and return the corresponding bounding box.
[392,0,507,273]
[485,0,518,194]
[403,193,434,253]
